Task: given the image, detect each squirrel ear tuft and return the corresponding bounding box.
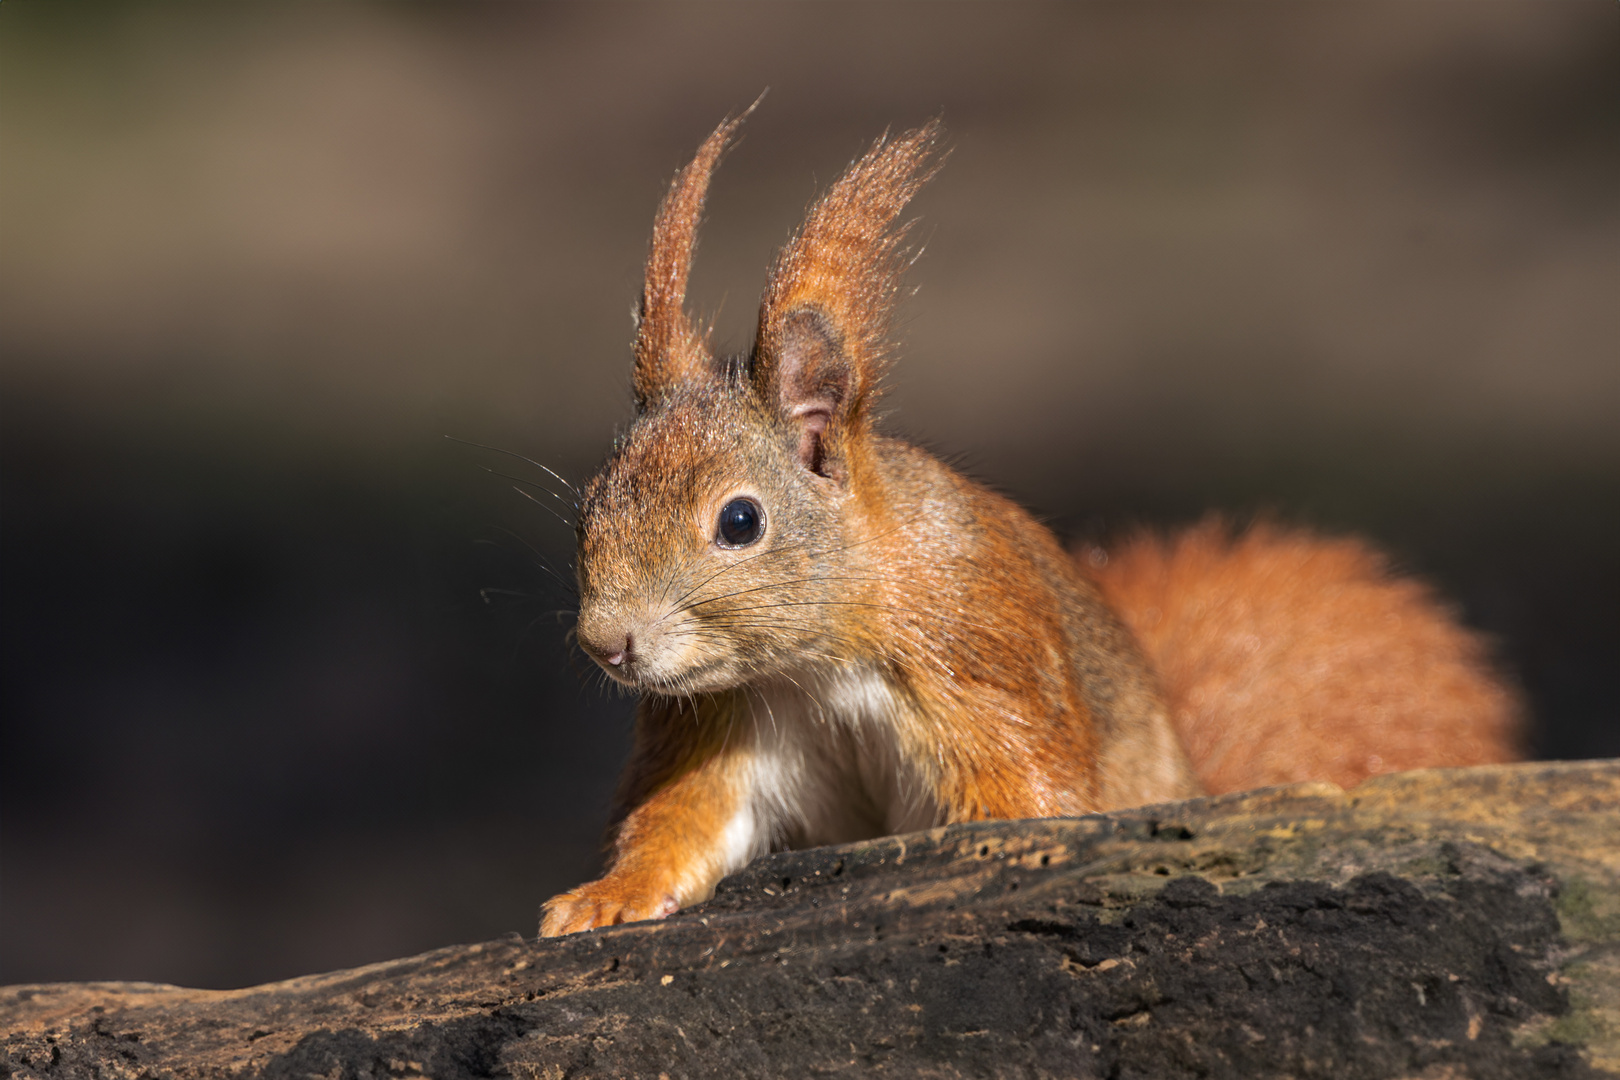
[751,121,945,472]
[632,102,758,409]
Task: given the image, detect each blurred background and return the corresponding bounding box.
[2,1,1616,990]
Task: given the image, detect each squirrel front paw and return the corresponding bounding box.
[540,876,681,937]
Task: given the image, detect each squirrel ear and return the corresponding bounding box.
[770,307,850,476]
[751,121,945,475]
[632,103,756,410]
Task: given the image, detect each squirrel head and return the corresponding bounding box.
[574,111,943,693]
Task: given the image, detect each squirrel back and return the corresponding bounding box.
[540,112,1520,936]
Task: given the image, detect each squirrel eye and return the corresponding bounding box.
[716,498,764,548]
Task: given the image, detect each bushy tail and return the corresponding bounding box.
[1084,519,1523,795]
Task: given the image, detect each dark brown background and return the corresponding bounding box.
[2,1,1616,990]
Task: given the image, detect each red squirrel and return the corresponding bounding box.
[539,112,1521,937]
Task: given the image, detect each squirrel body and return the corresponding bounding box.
[538,114,1519,937]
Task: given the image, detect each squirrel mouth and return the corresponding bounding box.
[630,658,733,696]
[579,615,739,694]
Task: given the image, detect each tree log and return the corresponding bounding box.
[4,760,1618,1078]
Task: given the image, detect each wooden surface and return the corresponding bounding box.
[4,760,1617,1078]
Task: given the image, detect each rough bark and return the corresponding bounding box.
[4,760,1618,1079]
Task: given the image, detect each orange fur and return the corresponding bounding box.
[542,699,748,936]
[755,121,944,427]
[1085,520,1522,794]
[539,114,1522,937]
[632,103,752,408]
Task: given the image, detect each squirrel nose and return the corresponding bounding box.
[583,631,633,668]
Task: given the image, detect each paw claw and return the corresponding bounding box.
[540,877,683,936]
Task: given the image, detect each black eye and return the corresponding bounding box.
[716,498,764,548]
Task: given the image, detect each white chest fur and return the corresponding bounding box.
[737,664,942,851]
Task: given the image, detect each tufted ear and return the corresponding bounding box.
[631,104,756,410]
[751,121,944,478]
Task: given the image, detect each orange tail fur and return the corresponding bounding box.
[1085,519,1523,795]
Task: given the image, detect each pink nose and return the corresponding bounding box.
[582,631,631,668]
